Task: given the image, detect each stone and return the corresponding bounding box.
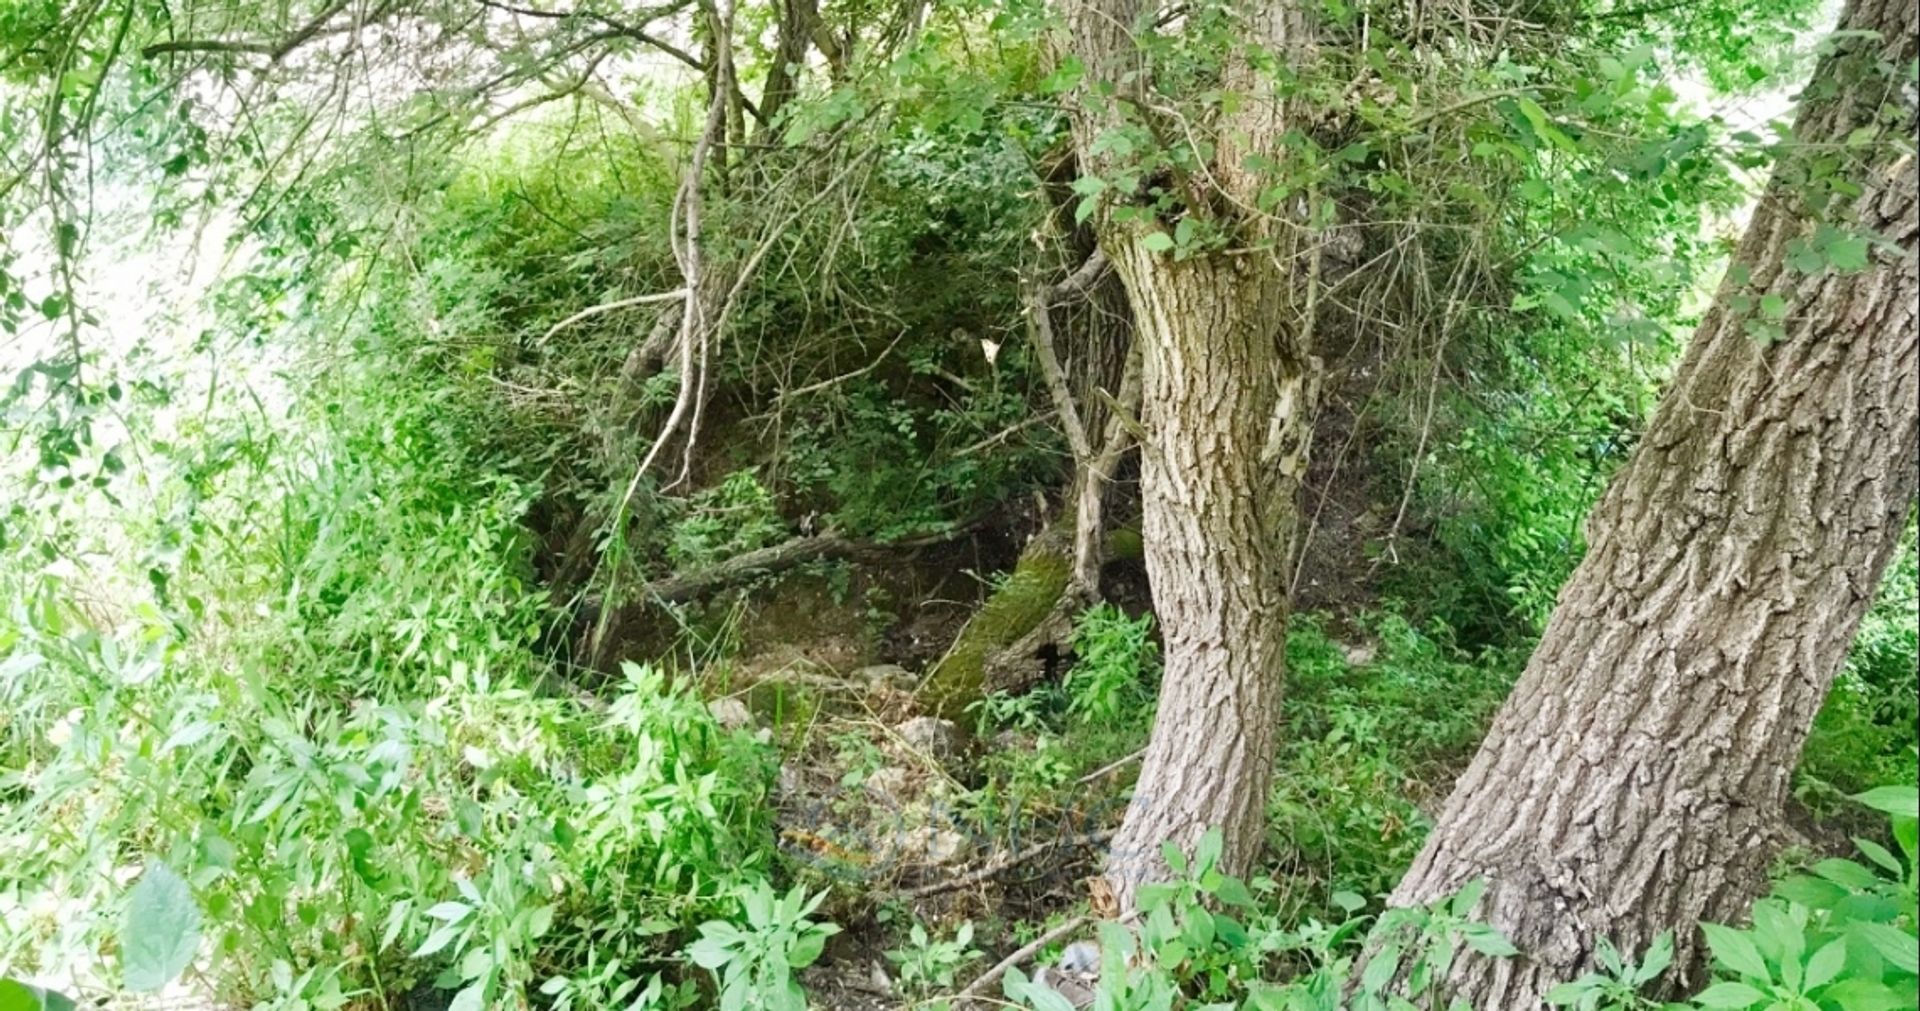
[895,716,965,762]
[907,825,969,865]
[708,696,753,731]
[854,663,915,690]
[863,765,913,809]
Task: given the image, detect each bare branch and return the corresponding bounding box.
[141,0,356,61]
[539,289,690,344]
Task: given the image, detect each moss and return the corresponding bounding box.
[1105,525,1144,561]
[918,523,1073,721]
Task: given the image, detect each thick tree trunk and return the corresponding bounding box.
[1100,238,1316,909]
[1052,0,1317,910]
[1385,3,1918,1004]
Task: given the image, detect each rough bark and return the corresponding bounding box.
[1055,0,1319,908]
[1100,238,1316,909]
[1385,3,1919,1004]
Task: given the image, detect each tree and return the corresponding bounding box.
[1383,0,1918,1002]
[1050,0,1324,909]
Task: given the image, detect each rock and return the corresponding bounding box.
[854,663,915,691]
[708,696,753,731]
[869,819,970,867]
[863,765,913,809]
[1035,940,1102,1008]
[908,825,969,865]
[895,716,965,762]
[776,761,805,799]
[1341,640,1378,667]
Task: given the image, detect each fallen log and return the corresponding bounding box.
[638,524,978,604]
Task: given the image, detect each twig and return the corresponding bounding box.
[956,414,1052,457]
[776,327,907,401]
[894,830,1116,900]
[954,915,1090,1008]
[539,289,689,344]
[1077,748,1144,785]
[141,0,354,60]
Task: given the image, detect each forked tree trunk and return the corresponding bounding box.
[1385,2,1918,1003]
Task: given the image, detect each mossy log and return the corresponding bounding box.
[917,521,1076,720]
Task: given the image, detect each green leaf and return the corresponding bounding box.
[380,900,412,951]
[1141,231,1175,254]
[1362,944,1402,994]
[446,985,485,1011]
[1451,879,1487,918]
[1852,837,1903,877]
[1847,922,1918,975]
[1811,859,1879,890]
[1692,981,1768,1008]
[1004,968,1077,1011]
[425,901,473,922]
[1773,874,1850,910]
[412,925,462,959]
[1819,979,1911,1011]
[1546,977,1602,1005]
[786,930,828,968]
[0,980,76,1011]
[1851,787,1918,819]
[123,861,203,992]
[1824,237,1870,273]
[1635,932,1675,986]
[1462,924,1520,958]
[687,931,736,970]
[1804,937,1846,991]
[1701,923,1771,980]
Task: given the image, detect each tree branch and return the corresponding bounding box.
[141,0,356,61]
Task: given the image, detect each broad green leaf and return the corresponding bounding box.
[786,930,827,968]
[1812,859,1879,889]
[1635,931,1676,986]
[446,984,485,1011]
[1852,837,1903,877]
[380,900,412,951]
[1701,923,1771,980]
[1362,944,1402,993]
[1819,979,1912,1011]
[1141,231,1175,254]
[1852,787,1918,819]
[0,980,76,1011]
[411,925,462,959]
[1825,237,1870,273]
[1462,924,1520,958]
[1546,976,1602,1006]
[1692,982,1768,1008]
[1451,878,1487,918]
[1804,937,1846,991]
[123,861,203,993]
[1004,968,1076,1011]
[425,901,472,922]
[1847,922,1918,975]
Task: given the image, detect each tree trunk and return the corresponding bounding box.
[1384,2,1919,1004]
[1053,0,1318,910]
[1100,238,1316,910]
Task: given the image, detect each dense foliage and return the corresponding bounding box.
[0,0,1913,1007]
